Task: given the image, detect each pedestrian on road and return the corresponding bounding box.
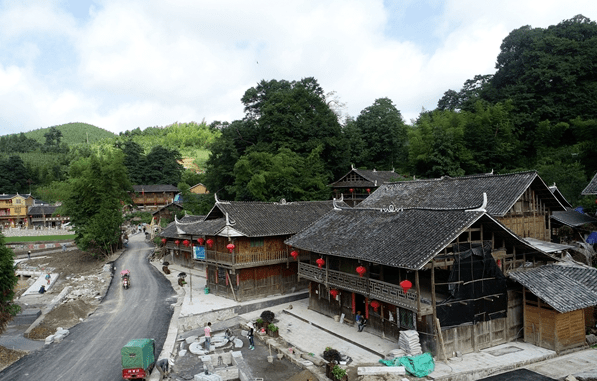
[204,322,212,352]
[62,243,66,252]
[46,273,51,285]
[28,251,31,260]
[247,323,255,350]
[155,358,169,379]
[38,285,46,294]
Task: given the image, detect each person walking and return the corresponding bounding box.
[45,273,51,285]
[356,311,366,332]
[28,251,31,260]
[247,323,255,350]
[204,322,212,352]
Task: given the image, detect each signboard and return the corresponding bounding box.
[193,245,205,260]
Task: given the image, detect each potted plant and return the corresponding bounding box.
[331,364,347,381]
[256,318,264,328]
[267,323,279,337]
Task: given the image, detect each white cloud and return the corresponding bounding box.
[1,0,597,134]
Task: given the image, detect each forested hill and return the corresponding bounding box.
[20,122,116,146]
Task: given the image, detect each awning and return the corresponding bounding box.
[523,237,574,254]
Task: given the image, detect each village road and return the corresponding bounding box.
[0,234,175,381]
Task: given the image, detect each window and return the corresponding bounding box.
[250,238,264,247]
[15,207,22,213]
[398,307,416,330]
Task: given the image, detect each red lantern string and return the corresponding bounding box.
[197,237,205,245]
[183,240,190,247]
[226,243,235,253]
[370,300,380,312]
[206,239,214,248]
[174,240,180,245]
[366,188,371,193]
[316,258,325,268]
[290,250,299,260]
[161,238,167,245]
[399,280,412,294]
[349,188,354,193]
[330,289,339,298]
[356,265,366,277]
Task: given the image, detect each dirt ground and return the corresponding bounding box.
[0,249,114,369]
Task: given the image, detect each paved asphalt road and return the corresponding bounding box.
[0,234,175,381]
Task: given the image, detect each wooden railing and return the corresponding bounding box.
[298,262,418,312]
[165,248,292,268]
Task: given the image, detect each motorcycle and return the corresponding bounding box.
[121,270,131,289]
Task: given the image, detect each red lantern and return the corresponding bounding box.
[400,280,412,294]
[349,188,354,193]
[316,258,325,268]
[366,188,371,193]
[183,239,190,247]
[290,250,299,260]
[174,240,180,245]
[227,243,235,253]
[161,238,167,245]
[197,237,205,245]
[330,289,339,298]
[206,238,214,248]
[356,265,366,277]
[370,300,380,312]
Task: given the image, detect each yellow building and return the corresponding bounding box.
[0,193,34,229]
[189,183,209,195]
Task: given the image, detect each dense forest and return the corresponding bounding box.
[1,15,596,215]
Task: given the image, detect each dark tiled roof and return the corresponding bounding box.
[359,171,564,217]
[285,207,537,270]
[0,193,32,200]
[548,185,572,208]
[509,264,597,313]
[328,168,404,188]
[160,217,224,238]
[132,184,179,193]
[28,205,59,216]
[582,172,597,195]
[205,200,344,237]
[551,208,597,227]
[151,202,184,215]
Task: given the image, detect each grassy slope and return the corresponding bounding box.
[22,122,116,146]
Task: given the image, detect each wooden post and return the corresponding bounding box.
[435,318,448,363]
[431,260,441,357]
[416,270,422,319]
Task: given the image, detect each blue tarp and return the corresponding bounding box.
[379,352,435,377]
[587,232,597,245]
[575,206,585,214]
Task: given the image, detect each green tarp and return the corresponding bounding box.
[379,352,435,378]
[121,338,155,370]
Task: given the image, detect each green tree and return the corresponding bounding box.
[62,151,131,257]
[354,98,408,170]
[0,234,20,333]
[233,147,330,201]
[120,140,146,185]
[0,155,30,194]
[145,146,184,185]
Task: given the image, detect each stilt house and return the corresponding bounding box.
[160,198,344,301]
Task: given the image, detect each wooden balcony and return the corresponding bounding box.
[166,245,293,269]
[298,262,419,312]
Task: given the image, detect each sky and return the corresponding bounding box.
[1,0,596,136]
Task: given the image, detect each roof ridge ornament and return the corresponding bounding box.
[374,180,377,186]
[225,212,236,226]
[351,163,355,170]
[333,197,342,210]
[466,192,488,212]
[380,203,402,213]
[214,193,220,204]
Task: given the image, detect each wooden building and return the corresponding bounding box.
[160,198,344,301]
[189,183,209,195]
[509,264,597,352]
[27,205,70,229]
[131,185,179,210]
[0,193,34,229]
[328,167,404,207]
[360,171,566,242]
[285,196,560,357]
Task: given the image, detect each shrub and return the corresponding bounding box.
[268,323,278,332]
[331,365,346,380]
